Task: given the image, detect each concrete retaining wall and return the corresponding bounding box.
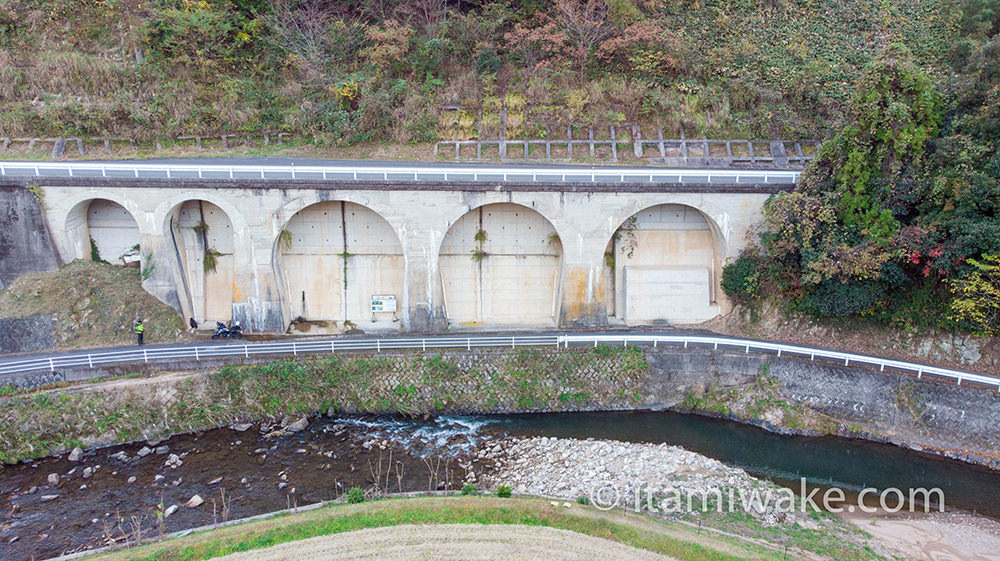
[643,347,1000,469]
[0,187,60,289]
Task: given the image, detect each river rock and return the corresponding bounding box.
[165,454,183,469]
[136,446,152,458]
[186,495,204,508]
[155,445,169,455]
[231,423,253,432]
[68,448,83,462]
[164,505,178,518]
[127,476,136,484]
[47,473,59,486]
[286,417,309,432]
[82,467,92,479]
[40,495,59,502]
[208,476,223,485]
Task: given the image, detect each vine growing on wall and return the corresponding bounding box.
[471,228,488,262]
[278,229,293,250]
[605,216,638,268]
[141,250,156,280]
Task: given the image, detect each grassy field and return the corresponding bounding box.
[82,496,802,561]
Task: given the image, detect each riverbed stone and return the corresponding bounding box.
[136,446,152,458]
[185,495,203,508]
[164,505,178,518]
[67,448,83,462]
[47,473,59,486]
[40,495,59,502]
[82,467,92,479]
[155,445,169,455]
[286,417,309,432]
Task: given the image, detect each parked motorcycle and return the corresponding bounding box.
[211,321,243,339]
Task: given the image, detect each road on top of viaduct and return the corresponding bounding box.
[0,157,801,190]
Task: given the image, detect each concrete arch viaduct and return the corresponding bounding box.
[4,161,797,333]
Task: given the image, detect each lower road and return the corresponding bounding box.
[1,329,997,390]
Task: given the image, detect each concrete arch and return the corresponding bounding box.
[438,202,563,327]
[64,198,141,265]
[160,200,237,326]
[603,203,727,324]
[275,200,405,332]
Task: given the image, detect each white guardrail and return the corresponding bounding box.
[0,161,801,185]
[0,334,997,390]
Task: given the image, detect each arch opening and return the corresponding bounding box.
[66,199,140,264]
[603,204,723,324]
[438,203,562,327]
[166,200,236,325]
[277,201,404,331]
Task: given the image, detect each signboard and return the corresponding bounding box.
[370,295,397,313]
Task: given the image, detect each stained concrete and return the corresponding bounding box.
[0,187,60,289]
[31,182,774,333]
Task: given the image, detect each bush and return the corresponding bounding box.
[721,253,763,304]
[805,279,886,317]
[346,487,365,503]
[460,483,479,495]
[496,485,512,498]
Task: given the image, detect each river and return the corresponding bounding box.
[1,411,998,560]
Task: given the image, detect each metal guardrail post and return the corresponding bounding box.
[49,358,54,372]
[143,350,148,363]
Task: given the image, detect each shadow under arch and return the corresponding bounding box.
[602,203,727,324]
[438,202,563,327]
[274,200,405,332]
[161,199,237,326]
[65,198,140,264]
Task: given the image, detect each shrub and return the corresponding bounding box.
[496,485,513,498]
[460,483,479,495]
[805,279,886,317]
[721,253,763,304]
[346,487,365,503]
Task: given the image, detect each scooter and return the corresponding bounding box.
[211,321,243,339]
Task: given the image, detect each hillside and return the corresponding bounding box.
[0,260,184,349]
[0,0,983,144]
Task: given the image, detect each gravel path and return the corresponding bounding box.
[205,524,675,561]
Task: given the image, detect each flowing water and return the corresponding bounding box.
[1,411,998,560]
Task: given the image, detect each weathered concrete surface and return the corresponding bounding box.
[643,347,1000,469]
[0,187,60,289]
[34,181,769,333]
[0,315,55,354]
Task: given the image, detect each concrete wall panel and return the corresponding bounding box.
[280,201,404,329]
[87,200,139,264]
[440,203,561,326]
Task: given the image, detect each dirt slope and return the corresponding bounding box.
[0,259,184,349]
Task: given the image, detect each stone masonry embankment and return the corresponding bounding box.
[642,347,1000,469]
[2,345,998,470]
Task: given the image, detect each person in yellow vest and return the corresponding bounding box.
[134,320,145,346]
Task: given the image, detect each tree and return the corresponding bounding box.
[805,43,941,242]
[948,254,1000,336]
[552,0,613,69]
